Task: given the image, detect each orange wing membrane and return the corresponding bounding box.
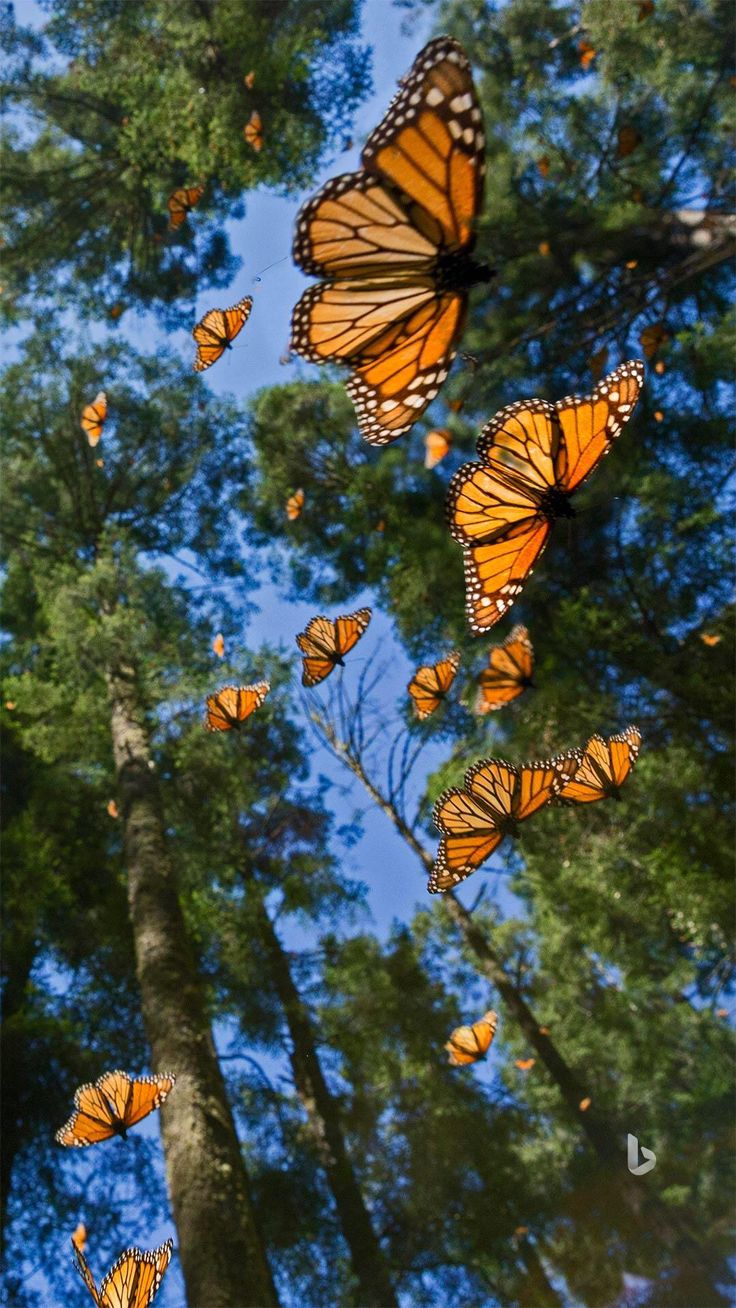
[290,37,491,445]
[408,650,460,719]
[192,296,252,372]
[430,752,580,893]
[73,1237,173,1307]
[81,392,108,447]
[56,1070,175,1147]
[445,1010,498,1066]
[296,608,372,687]
[167,185,204,230]
[204,682,270,732]
[448,362,644,632]
[559,726,641,803]
[244,110,263,152]
[475,624,534,713]
[286,488,305,520]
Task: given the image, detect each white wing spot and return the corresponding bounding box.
[426,87,445,106]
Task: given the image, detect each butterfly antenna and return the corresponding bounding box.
[252,254,290,282]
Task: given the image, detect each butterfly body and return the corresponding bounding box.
[290,37,489,444]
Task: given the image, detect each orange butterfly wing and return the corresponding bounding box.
[424,428,452,469]
[463,520,551,634]
[286,489,305,519]
[192,297,252,372]
[430,758,517,892]
[476,624,534,712]
[205,683,270,731]
[296,609,371,687]
[554,360,645,493]
[560,727,641,802]
[97,1240,173,1308]
[167,185,204,229]
[244,110,263,151]
[56,1078,119,1147]
[445,1010,498,1065]
[122,1073,176,1129]
[514,754,580,819]
[81,392,108,447]
[408,650,460,719]
[334,607,372,657]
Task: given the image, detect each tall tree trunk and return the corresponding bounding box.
[106,659,278,1308]
[246,876,400,1308]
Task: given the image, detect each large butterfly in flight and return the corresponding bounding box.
[56,1069,175,1147]
[296,608,371,686]
[192,296,252,372]
[559,726,641,803]
[430,752,580,893]
[73,1237,173,1308]
[204,682,270,732]
[445,1009,498,1066]
[290,37,492,445]
[447,360,644,632]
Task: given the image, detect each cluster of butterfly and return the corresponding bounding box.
[55,1070,176,1305]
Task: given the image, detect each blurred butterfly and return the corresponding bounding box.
[445,1009,498,1065]
[639,321,668,359]
[204,682,270,732]
[515,1058,535,1071]
[536,155,551,178]
[167,184,204,230]
[73,1237,172,1308]
[192,297,252,372]
[212,632,225,658]
[475,624,534,713]
[408,650,460,719]
[558,726,641,803]
[447,360,644,633]
[290,37,492,446]
[81,392,107,447]
[578,40,596,69]
[286,488,305,520]
[71,1223,87,1254]
[106,799,119,819]
[430,752,580,892]
[424,428,452,470]
[296,608,372,687]
[616,124,641,159]
[244,110,263,151]
[108,303,124,321]
[579,1096,592,1111]
[4,701,16,711]
[56,1070,176,1147]
[244,70,255,89]
[700,632,721,646]
[538,240,551,256]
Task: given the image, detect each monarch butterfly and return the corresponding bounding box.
[167,185,204,230]
[204,682,270,732]
[56,1070,176,1147]
[106,799,119,819]
[445,1009,498,1065]
[475,624,534,714]
[700,632,721,646]
[578,40,596,69]
[244,70,255,89]
[429,752,580,893]
[515,1058,535,1071]
[71,1222,87,1253]
[212,632,225,658]
[296,608,372,687]
[289,37,492,446]
[192,297,253,372]
[244,110,263,151]
[408,650,460,719]
[73,1237,172,1308]
[447,360,644,632]
[639,322,668,358]
[558,726,641,803]
[424,428,452,470]
[286,488,305,520]
[81,392,107,447]
[579,1096,592,1111]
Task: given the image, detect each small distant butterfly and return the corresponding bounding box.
[204,682,270,732]
[447,361,644,632]
[192,297,252,372]
[639,322,668,358]
[558,726,641,803]
[515,1058,535,1071]
[475,624,534,714]
[244,110,263,151]
[73,1237,172,1308]
[81,392,107,447]
[167,184,204,230]
[430,752,580,893]
[212,633,225,658]
[106,799,119,819]
[445,1009,498,1065]
[408,650,460,720]
[286,488,305,520]
[536,155,551,178]
[578,40,596,69]
[244,70,255,89]
[424,429,452,470]
[296,608,372,687]
[700,632,721,647]
[56,1070,175,1147]
[579,1096,592,1111]
[290,37,492,445]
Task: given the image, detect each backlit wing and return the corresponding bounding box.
[560,727,641,802]
[297,615,340,686]
[205,683,270,731]
[463,520,552,633]
[122,1074,176,1129]
[431,784,506,891]
[81,392,108,447]
[167,185,204,230]
[447,457,545,549]
[192,297,252,372]
[244,110,263,151]
[610,725,641,783]
[464,757,518,819]
[334,607,372,658]
[514,755,579,820]
[97,1240,173,1308]
[56,1078,118,1147]
[445,1011,497,1065]
[476,624,534,712]
[555,360,644,493]
[361,36,485,252]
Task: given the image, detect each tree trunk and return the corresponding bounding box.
[106,660,278,1308]
[517,1238,565,1308]
[247,878,399,1308]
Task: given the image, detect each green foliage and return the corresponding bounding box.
[2,0,369,322]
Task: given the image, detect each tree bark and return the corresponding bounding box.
[247,877,399,1308]
[106,660,278,1308]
